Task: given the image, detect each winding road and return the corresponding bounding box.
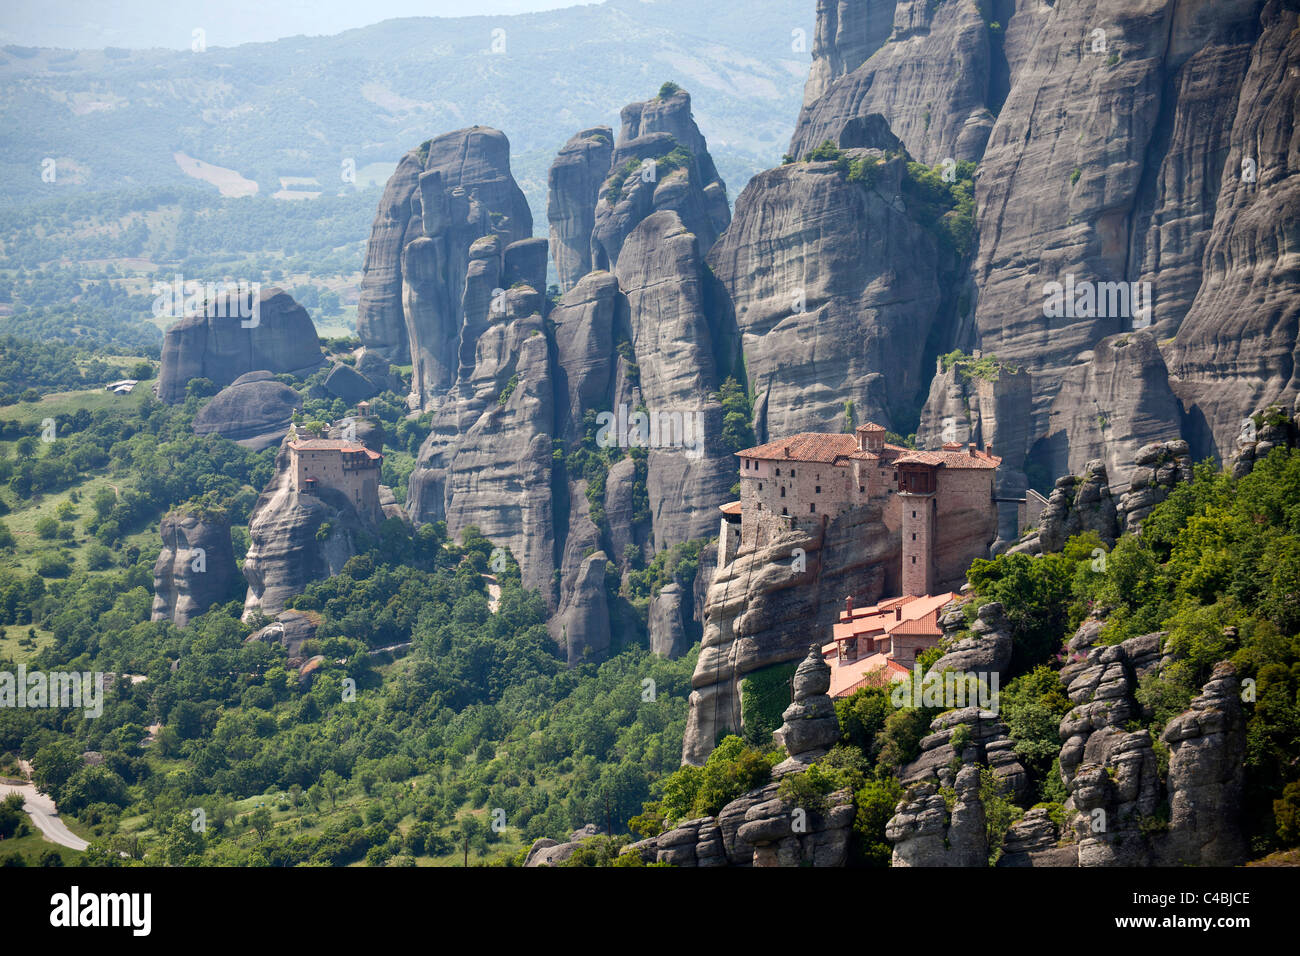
[0,762,89,852]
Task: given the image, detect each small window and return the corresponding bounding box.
[859,485,865,493]
[911,556,916,564]
[815,485,821,494]
[775,468,781,477]
[791,469,796,477]
[782,507,788,516]
[780,487,786,497]
[809,503,816,513]
[911,533,916,541]
[759,483,763,491]
[912,510,917,518]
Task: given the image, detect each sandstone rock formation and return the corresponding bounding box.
[157,287,324,403]
[683,505,897,765]
[708,150,951,439]
[897,706,1027,804]
[888,766,988,867]
[547,128,614,293]
[621,661,852,867]
[590,87,730,274]
[771,645,839,776]
[548,550,611,665]
[192,372,302,451]
[405,281,557,606]
[151,507,239,627]
[1229,399,1300,479]
[1159,661,1248,866]
[355,126,532,399]
[1033,332,1183,490]
[790,0,999,165]
[649,583,689,660]
[241,430,385,621]
[927,601,1013,680]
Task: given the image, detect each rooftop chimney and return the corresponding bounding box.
[845,595,854,620]
[895,606,902,621]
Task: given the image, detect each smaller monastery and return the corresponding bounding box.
[823,591,959,698]
[288,436,383,525]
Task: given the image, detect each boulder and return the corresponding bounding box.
[193,376,302,451]
[157,287,324,403]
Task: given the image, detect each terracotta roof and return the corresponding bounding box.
[895,447,1001,469]
[738,432,908,464]
[891,610,943,637]
[827,652,912,698]
[834,591,957,642]
[720,501,742,515]
[290,438,381,460]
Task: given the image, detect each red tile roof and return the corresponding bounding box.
[290,439,381,460]
[738,432,909,464]
[833,591,958,642]
[719,501,742,515]
[895,447,1001,469]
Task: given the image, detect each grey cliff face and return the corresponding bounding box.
[590,89,730,275]
[682,504,897,765]
[355,127,532,405]
[157,287,324,403]
[708,152,949,439]
[406,283,557,605]
[151,509,238,627]
[547,128,614,293]
[790,0,997,165]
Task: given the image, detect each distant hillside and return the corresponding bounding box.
[0,0,812,219]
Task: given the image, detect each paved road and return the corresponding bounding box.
[0,765,89,852]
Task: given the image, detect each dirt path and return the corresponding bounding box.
[481,574,501,614]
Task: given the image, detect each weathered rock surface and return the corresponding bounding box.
[616,210,736,550]
[898,706,1027,803]
[1168,1,1300,460]
[406,283,557,605]
[355,127,532,404]
[708,150,950,439]
[151,508,238,627]
[771,644,839,775]
[927,601,1013,680]
[1229,400,1300,479]
[193,374,302,451]
[548,550,611,666]
[547,127,614,293]
[649,582,689,660]
[1034,332,1184,490]
[791,0,997,165]
[683,505,897,765]
[157,287,324,403]
[1159,661,1248,865]
[888,766,988,867]
[1115,439,1192,535]
[323,363,380,404]
[590,88,729,274]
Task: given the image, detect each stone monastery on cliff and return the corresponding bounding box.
[722,422,1001,596]
[288,437,384,525]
